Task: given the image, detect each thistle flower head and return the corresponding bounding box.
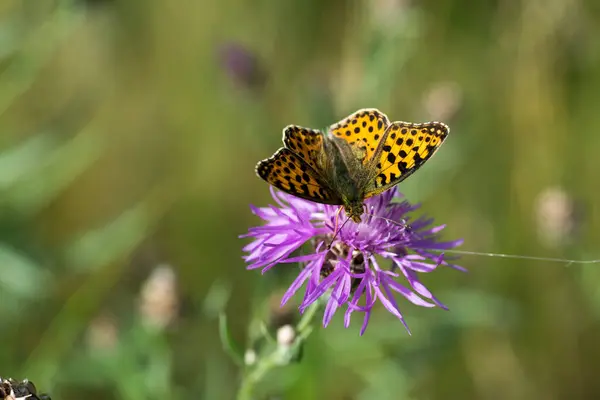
[241,187,464,335]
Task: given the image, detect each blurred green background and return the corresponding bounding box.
[1,0,600,399]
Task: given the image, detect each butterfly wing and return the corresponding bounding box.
[364,121,449,197]
[328,108,390,164]
[282,125,323,171]
[255,148,341,205]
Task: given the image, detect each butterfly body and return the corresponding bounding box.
[317,133,375,222]
[256,109,449,222]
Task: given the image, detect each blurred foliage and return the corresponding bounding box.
[1,0,600,399]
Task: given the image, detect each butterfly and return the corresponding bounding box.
[255,108,449,223]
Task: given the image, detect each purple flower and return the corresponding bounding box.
[218,43,266,90]
[241,187,465,335]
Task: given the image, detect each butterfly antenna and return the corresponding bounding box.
[361,211,600,266]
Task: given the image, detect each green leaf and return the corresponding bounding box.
[219,313,245,366]
[0,243,50,300]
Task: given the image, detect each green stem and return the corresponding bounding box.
[236,347,281,400]
[235,298,325,400]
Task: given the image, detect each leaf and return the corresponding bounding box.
[219,313,244,366]
[0,243,50,300]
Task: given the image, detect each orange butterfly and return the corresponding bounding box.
[256,109,449,222]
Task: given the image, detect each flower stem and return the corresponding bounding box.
[235,299,324,400]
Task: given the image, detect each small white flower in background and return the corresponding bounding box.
[139,265,179,330]
[86,312,119,350]
[423,81,463,122]
[370,0,410,27]
[536,187,579,247]
[244,349,257,366]
[276,325,296,347]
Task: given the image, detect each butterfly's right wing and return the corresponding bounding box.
[364,121,450,197]
[255,148,342,205]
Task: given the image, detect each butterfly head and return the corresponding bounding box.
[342,198,364,223]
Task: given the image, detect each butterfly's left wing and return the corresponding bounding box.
[364,121,449,197]
[255,148,342,205]
[282,125,324,172]
[328,108,390,165]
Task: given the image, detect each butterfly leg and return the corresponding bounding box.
[333,205,344,235]
[328,205,345,249]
